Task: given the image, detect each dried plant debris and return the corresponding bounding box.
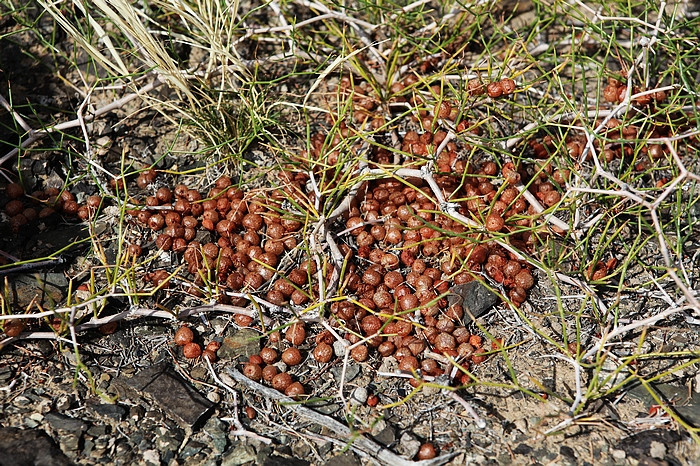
[1,0,700,464]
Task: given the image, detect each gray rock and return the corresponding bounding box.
[323,451,361,466]
[397,432,420,459]
[448,281,498,322]
[3,271,68,309]
[181,440,206,458]
[23,417,40,428]
[349,386,368,406]
[219,328,261,360]
[115,361,214,432]
[372,425,396,446]
[306,399,340,415]
[222,443,257,466]
[92,403,126,421]
[0,427,71,466]
[333,340,347,357]
[331,363,360,383]
[0,365,14,383]
[204,418,227,453]
[87,424,108,437]
[44,412,88,433]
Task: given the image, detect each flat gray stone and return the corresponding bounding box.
[44,412,88,433]
[323,451,361,466]
[92,403,127,421]
[219,328,261,360]
[4,272,68,310]
[115,362,214,432]
[372,426,396,447]
[331,363,360,383]
[447,281,498,322]
[0,427,71,466]
[222,443,257,466]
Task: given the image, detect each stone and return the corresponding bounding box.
[261,456,310,466]
[204,418,228,453]
[331,363,360,383]
[448,281,498,322]
[611,449,626,460]
[142,449,160,465]
[219,328,261,360]
[92,403,127,421]
[349,387,368,406]
[649,441,666,459]
[87,424,108,437]
[222,443,257,466]
[180,440,206,458]
[44,412,88,433]
[333,340,348,357]
[0,427,71,466]
[307,399,340,415]
[323,451,361,466]
[513,443,533,455]
[372,425,396,447]
[397,432,420,459]
[114,361,214,432]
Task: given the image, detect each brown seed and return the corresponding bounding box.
[206,341,221,352]
[486,82,503,98]
[243,363,263,381]
[244,406,256,420]
[362,269,382,287]
[148,213,165,231]
[398,355,419,372]
[156,187,173,203]
[377,341,396,357]
[417,443,437,460]
[249,354,264,365]
[399,294,419,311]
[350,344,369,362]
[361,315,382,335]
[284,382,305,398]
[4,319,25,337]
[500,78,516,95]
[435,332,456,351]
[259,347,278,364]
[6,182,24,199]
[285,322,306,346]
[183,342,202,359]
[514,270,534,289]
[271,372,293,391]
[242,213,263,231]
[202,349,217,363]
[485,214,504,232]
[313,343,334,363]
[262,365,278,381]
[281,347,303,365]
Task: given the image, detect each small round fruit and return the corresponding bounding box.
[174,326,194,346]
[485,214,504,232]
[243,363,263,381]
[312,343,333,363]
[281,347,303,366]
[202,349,217,363]
[284,381,305,398]
[417,443,437,460]
[259,347,278,364]
[271,372,293,391]
[183,342,202,359]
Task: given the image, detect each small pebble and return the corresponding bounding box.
[207,392,221,403]
[350,387,368,406]
[333,339,348,357]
